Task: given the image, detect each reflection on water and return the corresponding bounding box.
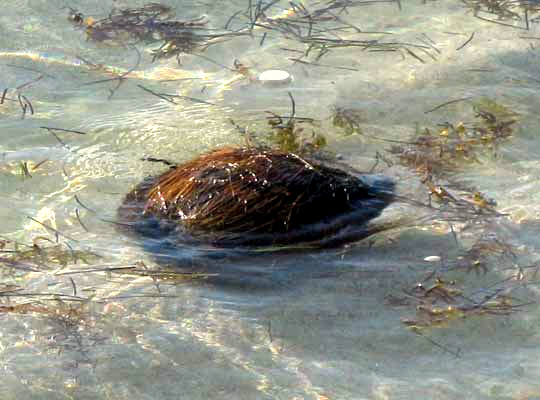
[1,0,540,399]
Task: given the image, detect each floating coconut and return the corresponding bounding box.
[118,147,395,249]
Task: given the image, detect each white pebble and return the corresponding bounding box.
[258,70,292,86]
[424,256,441,262]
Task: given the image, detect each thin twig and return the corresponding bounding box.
[81,45,141,99]
[289,58,358,71]
[69,277,77,296]
[414,330,462,358]
[141,157,177,167]
[20,95,33,115]
[75,209,89,232]
[404,47,425,63]
[456,32,475,51]
[16,75,44,91]
[74,195,96,214]
[27,217,78,243]
[55,266,137,275]
[424,97,472,114]
[137,84,177,104]
[40,126,88,135]
[137,84,214,106]
[17,94,28,119]
[4,63,55,78]
[288,91,296,120]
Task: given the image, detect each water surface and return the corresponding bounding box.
[1,1,540,399]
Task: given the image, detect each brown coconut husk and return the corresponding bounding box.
[118,147,395,248]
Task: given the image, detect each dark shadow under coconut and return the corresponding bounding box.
[118,147,395,256]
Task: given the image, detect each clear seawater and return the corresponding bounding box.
[1,0,540,399]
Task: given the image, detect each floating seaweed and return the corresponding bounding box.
[0,236,100,272]
[264,93,327,155]
[0,291,110,361]
[452,232,518,275]
[371,97,532,331]
[0,156,53,180]
[70,4,246,62]
[228,92,327,156]
[332,107,365,135]
[389,99,518,176]
[462,0,540,29]
[284,2,429,60]
[395,245,530,331]
[222,0,436,67]
[0,88,35,119]
[401,289,529,330]
[421,175,500,218]
[55,259,216,284]
[137,83,215,106]
[381,217,533,333]
[0,300,85,321]
[0,69,48,118]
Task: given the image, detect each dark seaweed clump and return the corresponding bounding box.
[462,0,540,28]
[69,3,243,61]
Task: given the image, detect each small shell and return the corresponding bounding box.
[258,70,292,86]
[424,255,441,262]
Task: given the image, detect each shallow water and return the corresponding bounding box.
[2,0,540,399]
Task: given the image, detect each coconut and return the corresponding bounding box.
[118,147,394,248]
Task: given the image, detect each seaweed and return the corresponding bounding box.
[229,92,326,155]
[0,88,35,119]
[389,99,518,176]
[0,291,107,361]
[80,45,141,99]
[40,126,88,135]
[381,218,535,333]
[70,4,246,62]
[0,300,85,321]
[332,107,365,135]
[264,92,327,155]
[1,241,100,270]
[456,32,475,50]
[0,232,101,275]
[397,240,528,331]
[18,161,32,179]
[56,261,215,282]
[453,233,518,275]
[265,107,325,155]
[0,159,43,179]
[462,0,540,29]
[370,97,534,332]
[223,0,436,66]
[401,288,529,330]
[0,69,48,118]
[137,83,215,106]
[421,175,500,217]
